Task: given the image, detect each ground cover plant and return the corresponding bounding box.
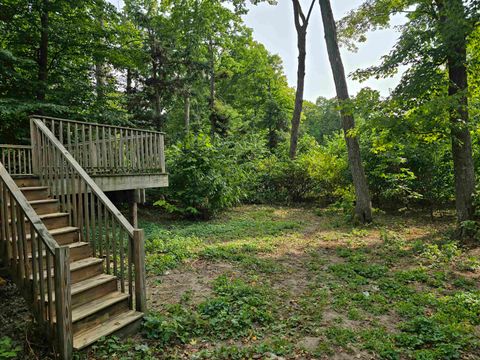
[3,205,477,359]
[92,205,480,359]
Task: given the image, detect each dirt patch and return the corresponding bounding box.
[147,260,237,309]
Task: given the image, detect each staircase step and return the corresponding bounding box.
[13,176,40,188]
[29,199,60,215]
[70,257,104,283]
[70,291,130,333]
[71,274,118,308]
[8,212,70,232]
[31,257,103,284]
[28,241,91,265]
[45,274,118,308]
[19,186,49,201]
[73,310,143,350]
[48,226,80,245]
[39,212,70,230]
[10,226,80,252]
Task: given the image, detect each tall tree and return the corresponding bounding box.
[339,0,480,225]
[436,0,475,223]
[289,0,315,159]
[319,0,373,223]
[37,0,49,101]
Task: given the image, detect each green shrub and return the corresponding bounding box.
[156,133,245,219]
[0,337,20,359]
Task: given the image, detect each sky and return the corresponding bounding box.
[109,0,406,102]
[242,0,407,101]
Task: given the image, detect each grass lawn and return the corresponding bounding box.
[85,205,480,360]
[2,205,480,359]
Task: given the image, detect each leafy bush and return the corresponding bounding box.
[0,337,20,359]
[250,134,348,204]
[156,133,245,219]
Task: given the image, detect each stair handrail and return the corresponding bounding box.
[0,161,72,360]
[30,117,146,314]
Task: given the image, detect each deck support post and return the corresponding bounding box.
[133,229,146,312]
[54,246,73,360]
[128,189,145,228]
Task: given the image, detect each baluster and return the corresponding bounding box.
[16,204,29,286]
[160,134,165,173]
[90,187,96,254]
[84,182,90,245]
[37,239,46,323]
[77,179,84,241]
[102,126,107,174]
[108,127,114,172]
[95,126,101,174]
[45,250,54,327]
[128,232,133,309]
[30,225,40,319]
[119,129,124,172]
[119,228,125,293]
[112,219,117,276]
[136,131,141,171]
[9,195,18,278]
[97,199,103,259]
[140,132,145,171]
[82,124,87,169]
[2,185,11,261]
[74,123,79,163]
[105,209,110,274]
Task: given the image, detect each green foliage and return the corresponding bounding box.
[0,337,20,360]
[86,337,154,360]
[156,134,245,218]
[144,224,200,275]
[143,275,273,345]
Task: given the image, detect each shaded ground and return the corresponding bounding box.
[2,205,480,359]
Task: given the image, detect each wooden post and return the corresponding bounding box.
[133,229,146,313]
[54,247,73,360]
[129,190,138,229]
[30,119,39,174]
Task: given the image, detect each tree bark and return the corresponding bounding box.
[184,92,191,135]
[37,0,49,101]
[437,0,476,223]
[319,0,372,223]
[209,39,216,141]
[289,0,315,159]
[150,35,163,132]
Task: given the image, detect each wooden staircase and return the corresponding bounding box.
[15,177,143,350]
[0,116,164,359]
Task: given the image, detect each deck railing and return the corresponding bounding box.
[0,162,72,359]
[0,145,33,176]
[31,118,146,313]
[31,115,165,176]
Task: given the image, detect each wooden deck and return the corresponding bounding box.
[1,115,168,192]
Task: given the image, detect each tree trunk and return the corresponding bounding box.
[209,39,216,141]
[184,92,191,135]
[37,0,49,101]
[438,0,476,223]
[289,0,315,159]
[151,36,162,132]
[319,0,372,223]
[289,30,307,159]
